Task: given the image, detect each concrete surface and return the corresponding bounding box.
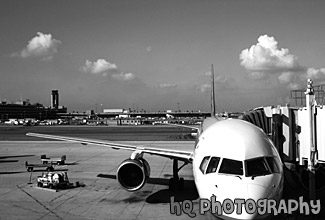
[0,141,207,220]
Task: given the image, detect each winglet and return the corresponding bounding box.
[211,64,216,118]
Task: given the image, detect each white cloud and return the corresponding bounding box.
[112,72,135,81]
[305,68,325,80]
[240,35,301,72]
[13,32,61,60]
[81,59,139,82]
[240,34,325,90]
[81,59,118,74]
[278,68,325,89]
[278,72,295,84]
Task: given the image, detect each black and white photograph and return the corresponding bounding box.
[0,0,325,219]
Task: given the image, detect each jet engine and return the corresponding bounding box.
[117,158,150,191]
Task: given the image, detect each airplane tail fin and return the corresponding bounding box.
[211,64,216,118]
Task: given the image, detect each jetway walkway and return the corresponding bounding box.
[241,79,325,199]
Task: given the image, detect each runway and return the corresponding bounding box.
[0,126,324,219]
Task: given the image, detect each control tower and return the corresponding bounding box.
[51,90,59,109]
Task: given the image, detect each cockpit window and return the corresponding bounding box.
[199,156,210,174]
[266,157,281,173]
[206,157,220,174]
[219,158,243,176]
[245,157,271,177]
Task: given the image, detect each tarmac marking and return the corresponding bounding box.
[17,184,63,220]
[32,186,57,193]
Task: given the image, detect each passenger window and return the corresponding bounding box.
[266,157,281,173]
[246,157,271,177]
[206,157,220,174]
[219,158,243,175]
[199,156,210,174]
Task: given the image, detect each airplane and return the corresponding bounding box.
[26,65,284,220]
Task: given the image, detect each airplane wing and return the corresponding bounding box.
[26,133,193,163]
[164,123,200,131]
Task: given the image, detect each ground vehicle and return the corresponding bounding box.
[25,161,54,172]
[41,154,66,165]
[37,172,70,189]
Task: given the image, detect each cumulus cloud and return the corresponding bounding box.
[112,72,135,81]
[240,35,301,73]
[12,32,61,60]
[81,59,138,82]
[81,59,118,75]
[240,34,325,89]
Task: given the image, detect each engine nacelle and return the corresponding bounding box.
[117,158,150,191]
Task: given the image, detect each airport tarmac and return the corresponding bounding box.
[0,129,324,219]
[0,140,209,220]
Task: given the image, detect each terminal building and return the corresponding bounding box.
[0,90,67,121]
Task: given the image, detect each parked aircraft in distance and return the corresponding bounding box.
[27,65,283,220]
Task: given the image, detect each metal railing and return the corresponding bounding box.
[291,84,325,106]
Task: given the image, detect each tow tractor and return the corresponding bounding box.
[37,171,70,189]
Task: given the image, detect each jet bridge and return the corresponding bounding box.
[241,79,325,198]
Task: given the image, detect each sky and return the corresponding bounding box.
[1,0,325,113]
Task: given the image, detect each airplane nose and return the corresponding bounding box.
[247,184,270,200]
[239,184,271,219]
[214,184,271,220]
